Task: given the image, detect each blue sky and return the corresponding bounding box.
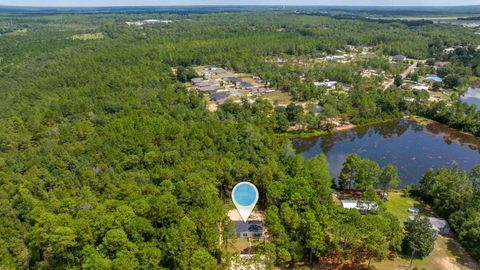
[2,0,480,7]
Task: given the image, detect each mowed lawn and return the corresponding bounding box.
[374,191,478,270]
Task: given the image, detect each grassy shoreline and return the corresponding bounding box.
[276,117,404,139]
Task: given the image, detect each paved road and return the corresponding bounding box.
[383,61,418,90]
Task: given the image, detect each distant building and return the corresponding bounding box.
[314,80,337,89]
[191,78,204,85]
[233,221,263,238]
[214,68,227,75]
[408,208,420,214]
[411,83,429,91]
[198,86,216,93]
[211,91,229,104]
[408,216,450,235]
[204,65,217,71]
[225,77,239,83]
[240,82,254,89]
[444,47,456,54]
[125,19,172,26]
[196,81,212,87]
[425,74,443,83]
[392,55,407,62]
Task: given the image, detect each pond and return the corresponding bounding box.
[461,87,480,108]
[292,119,480,185]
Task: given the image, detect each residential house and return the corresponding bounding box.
[240,82,254,89]
[191,78,204,85]
[198,86,216,93]
[411,83,429,91]
[444,47,456,54]
[408,208,420,214]
[408,216,450,235]
[233,221,263,238]
[341,200,378,212]
[211,91,229,105]
[425,74,443,83]
[214,68,227,75]
[196,81,213,87]
[225,77,240,84]
[314,80,337,90]
[204,65,217,71]
[392,54,407,62]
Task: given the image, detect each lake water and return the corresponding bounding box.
[292,119,480,185]
[461,87,480,108]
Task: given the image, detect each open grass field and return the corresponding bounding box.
[260,91,292,105]
[374,191,478,270]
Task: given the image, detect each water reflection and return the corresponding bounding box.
[292,119,480,185]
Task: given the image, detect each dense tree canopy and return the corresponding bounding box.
[0,7,479,269]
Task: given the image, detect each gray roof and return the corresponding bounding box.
[392,55,407,61]
[408,216,450,234]
[191,78,203,83]
[198,86,216,92]
[225,77,240,83]
[240,82,254,89]
[196,81,212,87]
[233,221,263,234]
[215,68,227,74]
[211,91,228,101]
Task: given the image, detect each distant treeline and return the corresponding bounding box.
[458,16,480,20]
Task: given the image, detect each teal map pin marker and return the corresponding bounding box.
[232,182,259,223]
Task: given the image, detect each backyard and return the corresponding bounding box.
[374,191,478,270]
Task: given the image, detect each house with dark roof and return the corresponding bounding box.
[240,82,254,89]
[225,77,239,83]
[392,55,407,62]
[233,221,263,238]
[204,65,217,71]
[211,91,229,105]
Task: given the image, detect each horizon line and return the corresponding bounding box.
[1,4,480,8]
